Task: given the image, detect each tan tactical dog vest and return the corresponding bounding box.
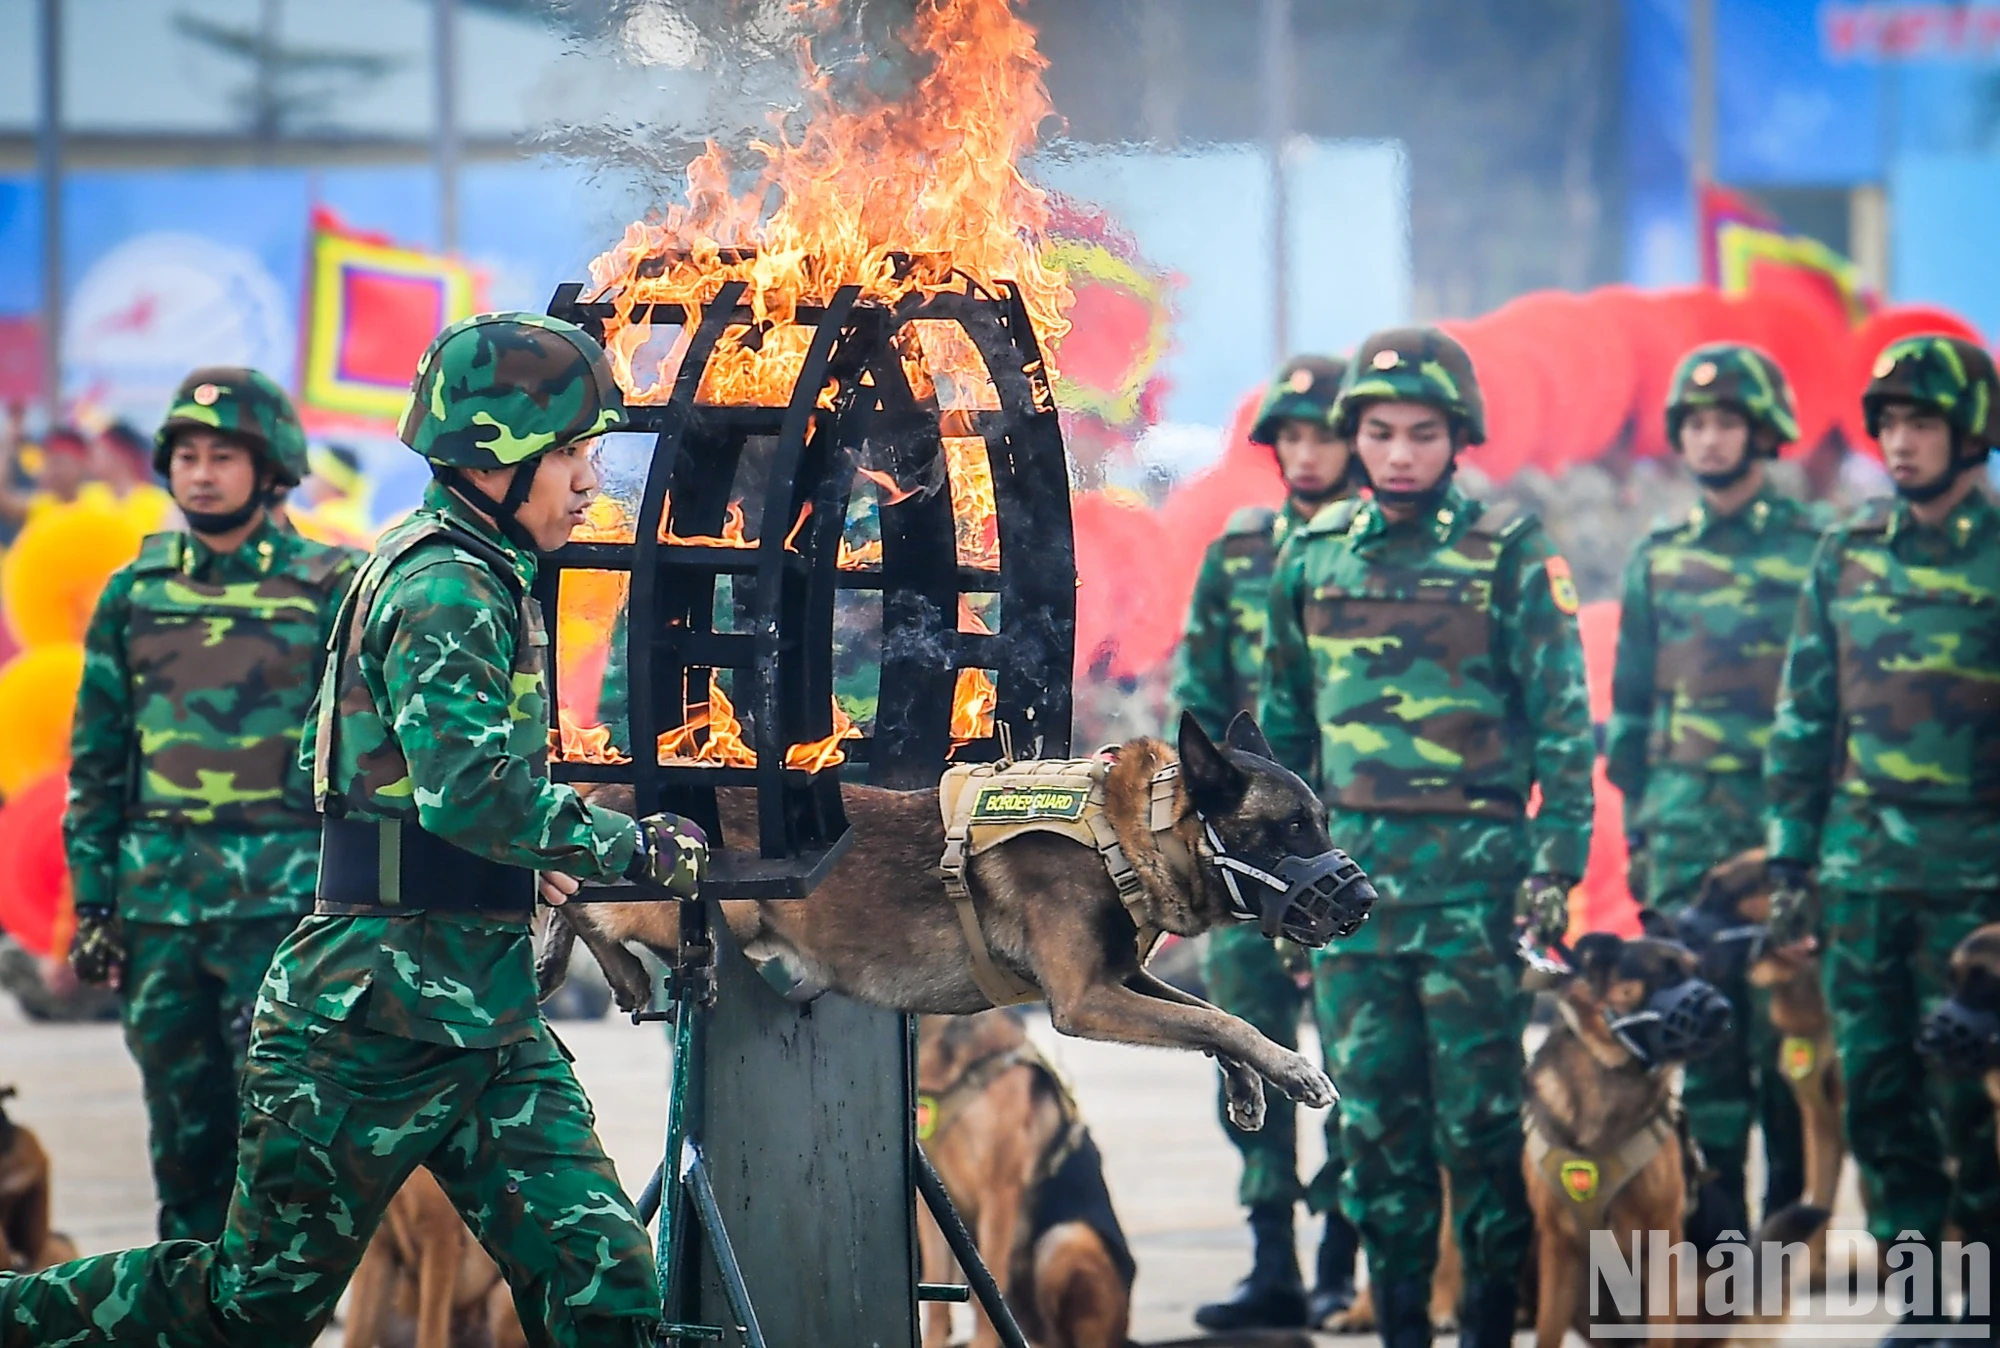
[937,757,1181,1007]
[1523,1108,1675,1234]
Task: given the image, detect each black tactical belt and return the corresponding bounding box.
[318,815,536,915]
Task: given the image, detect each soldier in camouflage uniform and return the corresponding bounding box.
[0,314,708,1347]
[1175,354,1363,1332]
[63,368,359,1242]
[1765,334,2000,1338]
[1606,344,1814,1225]
[1261,328,1595,1348]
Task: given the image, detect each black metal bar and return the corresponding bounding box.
[917,1284,970,1303]
[914,1146,1030,1348]
[683,1143,769,1348]
[637,1161,665,1226]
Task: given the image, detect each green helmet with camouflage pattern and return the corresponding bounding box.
[1329,327,1485,446]
[1664,343,1799,455]
[154,367,310,487]
[399,312,628,469]
[1249,355,1349,446]
[1862,334,2000,460]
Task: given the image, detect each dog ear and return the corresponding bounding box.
[1635,907,1679,941]
[1222,711,1277,762]
[1178,710,1249,814]
[1570,932,1626,992]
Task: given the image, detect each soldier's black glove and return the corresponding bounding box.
[69,904,125,987]
[1516,873,1576,948]
[1624,831,1651,903]
[1765,860,1819,948]
[626,813,709,898]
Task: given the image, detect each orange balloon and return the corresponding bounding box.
[0,643,84,796]
[2,499,145,647]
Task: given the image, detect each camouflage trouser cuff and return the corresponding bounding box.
[1303,1163,1344,1216]
[1238,1156,1305,1210]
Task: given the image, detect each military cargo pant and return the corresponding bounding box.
[1313,896,1530,1288]
[122,916,300,1241]
[1202,925,1342,1211]
[1657,891,1804,1221]
[1823,886,2000,1251]
[0,995,660,1347]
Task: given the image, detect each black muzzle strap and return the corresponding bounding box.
[1199,822,1374,947]
[319,815,536,915]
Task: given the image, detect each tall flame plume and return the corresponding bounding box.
[587,0,1072,407]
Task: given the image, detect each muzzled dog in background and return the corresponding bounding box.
[0,1086,77,1274]
[542,713,1375,1131]
[343,1167,525,1348]
[1922,923,2000,1160]
[1673,849,1846,1287]
[917,1010,1131,1348]
[1520,932,1825,1348]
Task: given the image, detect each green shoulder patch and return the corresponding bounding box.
[970,784,1091,823]
[1222,505,1280,538]
[131,532,184,576]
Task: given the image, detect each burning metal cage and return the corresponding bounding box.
[538,273,1076,897]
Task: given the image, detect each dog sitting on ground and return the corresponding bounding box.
[1676,849,1846,1286]
[1521,932,1827,1348]
[0,1086,78,1273]
[543,713,1370,1133]
[917,1009,1131,1348]
[343,1167,525,1348]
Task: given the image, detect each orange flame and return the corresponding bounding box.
[944,437,1000,570]
[655,675,860,771]
[836,536,883,570]
[950,667,998,745]
[557,709,634,765]
[660,499,752,547]
[586,0,1072,409]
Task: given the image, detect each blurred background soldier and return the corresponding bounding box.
[1262,328,1595,1348]
[1765,334,2000,1342]
[1174,354,1362,1332]
[1606,343,1815,1226]
[62,369,359,1241]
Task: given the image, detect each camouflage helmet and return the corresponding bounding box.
[1329,327,1486,446]
[1249,355,1349,446]
[1862,334,2000,455]
[399,312,628,468]
[154,367,310,487]
[1664,343,1800,455]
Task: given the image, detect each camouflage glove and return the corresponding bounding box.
[1765,860,1819,948]
[1516,873,1575,947]
[1624,831,1651,904]
[68,905,125,986]
[628,813,709,898]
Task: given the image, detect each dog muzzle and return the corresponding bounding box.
[1919,998,2000,1073]
[1671,905,1766,985]
[1606,976,1733,1070]
[1201,823,1376,948]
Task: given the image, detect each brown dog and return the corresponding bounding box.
[344,1167,525,1348]
[1924,922,2000,1155]
[917,1010,1131,1348]
[544,714,1364,1133]
[1679,849,1845,1285]
[0,1086,78,1273]
[1522,933,1827,1348]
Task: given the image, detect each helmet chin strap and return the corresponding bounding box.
[181,496,268,536]
[436,459,544,552]
[1367,458,1456,512]
[1691,453,1756,491]
[1895,452,1978,504]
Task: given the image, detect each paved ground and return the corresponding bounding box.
[2,991,1898,1345]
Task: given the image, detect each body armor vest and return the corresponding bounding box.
[1831,518,2000,806]
[125,531,349,829]
[1304,501,1529,819]
[1644,511,1818,773]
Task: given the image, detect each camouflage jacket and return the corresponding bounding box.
[1606,486,1823,899]
[1260,485,1596,903]
[65,516,358,924]
[1765,490,2000,893]
[1171,498,1329,739]
[289,482,641,1047]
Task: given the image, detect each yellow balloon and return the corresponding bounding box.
[2,500,146,648]
[0,643,85,797]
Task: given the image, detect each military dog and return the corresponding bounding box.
[542,713,1368,1129]
[917,1010,1131,1348]
[0,1086,77,1274]
[1921,922,2000,1158]
[344,1167,525,1348]
[1521,933,1826,1348]
[1677,849,1845,1285]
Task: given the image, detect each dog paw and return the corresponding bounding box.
[1273,1054,1338,1109]
[1225,1078,1267,1132]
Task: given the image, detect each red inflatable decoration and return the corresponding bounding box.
[0,770,71,958]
